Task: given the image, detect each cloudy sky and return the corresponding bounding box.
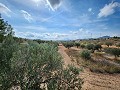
[0,0,120,40]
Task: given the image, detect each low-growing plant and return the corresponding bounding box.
[80,44,85,49]
[105,48,120,59]
[80,50,91,60]
[94,44,102,50]
[75,42,80,48]
[105,42,113,47]
[86,44,94,50]
[116,43,120,47]
[63,42,74,49]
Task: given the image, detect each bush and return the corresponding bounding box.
[105,42,113,47]
[75,42,80,48]
[63,42,74,49]
[94,44,102,50]
[105,48,120,59]
[86,44,94,50]
[0,35,18,90]
[59,65,83,90]
[116,43,120,47]
[0,40,83,90]
[80,50,91,60]
[80,44,85,49]
[10,42,62,90]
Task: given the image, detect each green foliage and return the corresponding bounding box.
[0,15,83,90]
[10,42,62,90]
[75,42,80,48]
[105,48,120,58]
[58,65,83,90]
[80,44,85,49]
[0,40,83,90]
[86,44,94,50]
[0,15,14,36]
[94,44,102,50]
[105,42,113,47]
[0,35,18,90]
[63,42,74,49]
[80,50,91,60]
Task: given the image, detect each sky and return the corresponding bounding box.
[0,0,120,40]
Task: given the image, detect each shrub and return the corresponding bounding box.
[9,42,62,90]
[116,43,120,47]
[80,50,91,60]
[63,42,74,49]
[86,44,94,50]
[75,42,80,48]
[80,44,85,49]
[0,40,83,90]
[105,48,120,59]
[105,42,113,47]
[94,44,102,50]
[0,35,18,90]
[59,65,83,90]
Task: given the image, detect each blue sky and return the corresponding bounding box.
[0,0,120,40]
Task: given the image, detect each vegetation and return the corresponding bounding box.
[116,43,120,47]
[75,42,80,48]
[0,15,82,90]
[80,50,91,60]
[86,44,94,50]
[94,44,102,51]
[105,42,113,47]
[62,42,74,49]
[66,49,120,74]
[0,14,14,42]
[80,44,85,49]
[105,48,120,59]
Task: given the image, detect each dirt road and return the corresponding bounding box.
[58,45,79,68]
[58,45,120,90]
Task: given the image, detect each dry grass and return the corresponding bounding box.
[66,49,120,74]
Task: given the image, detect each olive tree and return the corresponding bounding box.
[1,41,82,90]
[75,42,80,48]
[94,44,102,51]
[80,50,91,60]
[105,48,120,59]
[63,42,74,49]
[0,35,18,90]
[105,42,113,47]
[80,44,85,49]
[86,44,94,50]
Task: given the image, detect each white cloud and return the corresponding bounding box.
[15,31,69,40]
[98,2,120,18]
[70,28,89,35]
[21,10,33,22]
[0,3,12,17]
[88,8,92,12]
[46,0,62,11]
[12,0,45,9]
[14,27,103,40]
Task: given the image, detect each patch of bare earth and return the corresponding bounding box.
[58,45,120,90]
[58,45,79,68]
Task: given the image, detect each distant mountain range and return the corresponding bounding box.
[98,36,111,39]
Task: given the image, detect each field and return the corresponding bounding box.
[0,8,120,90]
[59,38,120,90]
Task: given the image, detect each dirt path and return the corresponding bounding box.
[58,45,120,90]
[58,45,79,68]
